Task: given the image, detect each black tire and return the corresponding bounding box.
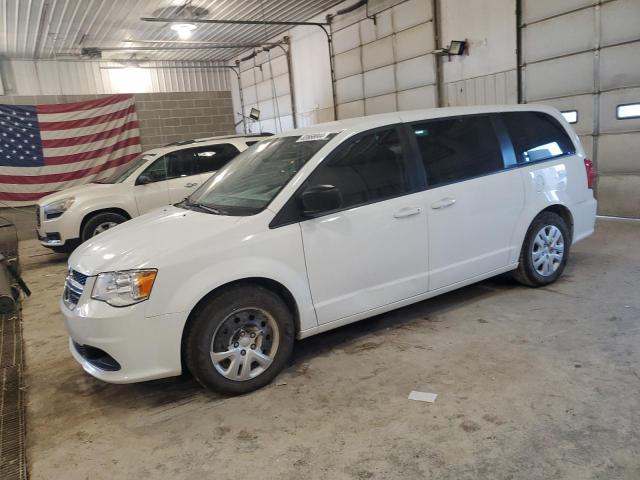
[513,211,571,287]
[184,285,294,395]
[81,212,127,242]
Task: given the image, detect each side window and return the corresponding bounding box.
[245,141,259,147]
[305,127,411,209]
[140,156,168,183]
[411,115,503,187]
[166,149,196,178]
[502,112,576,163]
[192,144,241,174]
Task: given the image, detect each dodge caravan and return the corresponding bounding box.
[61,105,597,394]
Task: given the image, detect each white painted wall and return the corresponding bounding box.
[441,0,518,106]
[440,0,516,83]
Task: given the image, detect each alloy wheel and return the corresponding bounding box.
[531,225,564,276]
[93,221,118,236]
[210,308,280,381]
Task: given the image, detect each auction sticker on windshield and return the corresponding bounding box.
[296,133,333,142]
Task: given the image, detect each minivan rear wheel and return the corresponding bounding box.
[184,285,294,395]
[513,212,571,287]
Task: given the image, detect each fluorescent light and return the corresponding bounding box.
[171,23,197,40]
[617,103,640,120]
[561,110,578,124]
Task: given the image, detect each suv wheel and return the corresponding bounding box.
[513,211,571,287]
[81,212,127,242]
[185,285,294,395]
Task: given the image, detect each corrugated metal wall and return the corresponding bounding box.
[238,47,294,134]
[444,69,518,107]
[0,59,231,96]
[521,0,640,218]
[331,0,438,119]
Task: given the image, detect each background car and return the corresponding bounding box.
[35,134,271,252]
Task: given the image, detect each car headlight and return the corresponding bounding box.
[91,269,157,307]
[43,197,75,219]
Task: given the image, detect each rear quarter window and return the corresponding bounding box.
[502,111,576,164]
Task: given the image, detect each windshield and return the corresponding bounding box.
[185,134,337,215]
[94,155,153,184]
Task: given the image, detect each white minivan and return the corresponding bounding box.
[61,105,597,394]
[36,134,270,252]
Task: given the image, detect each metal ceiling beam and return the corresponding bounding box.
[88,45,265,51]
[125,39,282,46]
[140,16,329,27]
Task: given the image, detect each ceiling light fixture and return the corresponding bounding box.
[170,22,197,39]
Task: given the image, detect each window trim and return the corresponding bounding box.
[616,102,640,120]
[269,124,424,229]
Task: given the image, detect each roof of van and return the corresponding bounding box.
[271,104,562,137]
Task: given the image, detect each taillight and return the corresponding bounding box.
[584,158,595,189]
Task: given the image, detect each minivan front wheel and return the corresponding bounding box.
[513,212,571,287]
[185,285,294,394]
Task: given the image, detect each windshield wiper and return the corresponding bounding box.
[183,200,226,215]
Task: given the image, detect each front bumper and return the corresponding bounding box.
[36,206,79,247]
[61,275,188,383]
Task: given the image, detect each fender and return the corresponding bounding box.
[143,222,318,334]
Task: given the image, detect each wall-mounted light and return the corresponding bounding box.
[434,40,468,61]
[249,108,260,121]
[170,22,197,40]
[448,40,467,56]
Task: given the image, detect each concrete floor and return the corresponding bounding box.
[19,218,640,480]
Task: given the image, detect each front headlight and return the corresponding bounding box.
[91,269,157,307]
[43,197,75,219]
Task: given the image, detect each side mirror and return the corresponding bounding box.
[301,184,342,217]
[136,174,152,185]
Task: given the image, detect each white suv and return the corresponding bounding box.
[61,105,596,394]
[36,134,271,252]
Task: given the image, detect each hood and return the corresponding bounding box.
[69,206,246,275]
[38,182,124,207]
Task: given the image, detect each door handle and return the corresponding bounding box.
[431,197,456,210]
[184,182,198,188]
[393,207,422,219]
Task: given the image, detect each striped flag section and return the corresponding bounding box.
[0,94,142,205]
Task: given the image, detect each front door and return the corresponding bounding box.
[133,156,170,214]
[299,127,428,324]
[408,115,525,291]
[164,149,201,204]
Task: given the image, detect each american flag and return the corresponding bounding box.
[0,94,142,205]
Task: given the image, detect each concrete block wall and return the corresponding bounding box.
[0,91,235,152]
[134,91,235,150]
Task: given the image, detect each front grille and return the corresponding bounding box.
[63,269,86,310]
[71,270,88,286]
[35,208,41,228]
